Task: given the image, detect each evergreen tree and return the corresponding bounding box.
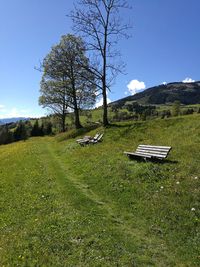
[0,126,13,145]
[31,120,40,136]
[43,121,53,135]
[40,123,44,136]
[14,122,27,141]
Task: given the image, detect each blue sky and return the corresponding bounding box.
[0,0,200,118]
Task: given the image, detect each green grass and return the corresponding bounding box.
[0,115,199,266]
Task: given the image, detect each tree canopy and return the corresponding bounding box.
[39,34,96,131]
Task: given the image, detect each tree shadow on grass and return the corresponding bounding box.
[126,155,178,165]
[160,159,179,164]
[107,122,135,128]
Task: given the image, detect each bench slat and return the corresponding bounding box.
[134,152,166,158]
[138,145,171,150]
[124,151,166,159]
[136,149,169,155]
[138,147,171,152]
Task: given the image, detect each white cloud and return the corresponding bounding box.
[0,104,5,110]
[182,77,195,83]
[95,97,111,108]
[6,108,23,118]
[162,82,167,85]
[127,79,146,95]
[0,107,32,119]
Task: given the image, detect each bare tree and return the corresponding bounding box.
[69,0,131,126]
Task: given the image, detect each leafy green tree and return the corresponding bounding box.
[43,121,53,135]
[69,0,131,126]
[125,103,134,112]
[0,126,13,145]
[40,123,44,136]
[14,122,27,141]
[39,79,69,132]
[172,100,181,116]
[39,34,96,131]
[24,120,32,137]
[31,120,41,136]
[85,111,92,124]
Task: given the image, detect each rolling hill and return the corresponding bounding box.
[0,115,199,266]
[111,81,200,107]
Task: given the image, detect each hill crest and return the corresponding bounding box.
[111,81,200,107]
[0,117,30,125]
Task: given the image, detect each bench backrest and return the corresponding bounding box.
[97,133,103,141]
[136,145,171,159]
[93,133,100,140]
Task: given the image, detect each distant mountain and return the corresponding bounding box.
[0,117,30,125]
[110,81,200,107]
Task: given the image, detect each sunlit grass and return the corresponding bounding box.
[0,114,199,266]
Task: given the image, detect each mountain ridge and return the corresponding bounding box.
[0,117,30,125]
[110,81,200,107]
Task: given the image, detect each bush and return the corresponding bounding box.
[161,110,171,119]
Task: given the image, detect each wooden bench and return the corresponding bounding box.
[76,133,103,146]
[76,134,99,145]
[89,133,104,144]
[124,145,172,161]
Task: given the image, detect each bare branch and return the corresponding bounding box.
[68,0,132,126]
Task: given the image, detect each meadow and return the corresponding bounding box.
[0,114,199,266]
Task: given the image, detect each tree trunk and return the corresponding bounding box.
[102,29,109,127]
[61,113,66,132]
[102,19,109,127]
[72,85,82,129]
[71,65,83,129]
[74,107,82,129]
[102,81,109,126]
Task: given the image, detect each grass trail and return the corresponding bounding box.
[45,139,176,265]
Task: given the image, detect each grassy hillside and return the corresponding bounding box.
[0,115,199,266]
[110,81,200,107]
